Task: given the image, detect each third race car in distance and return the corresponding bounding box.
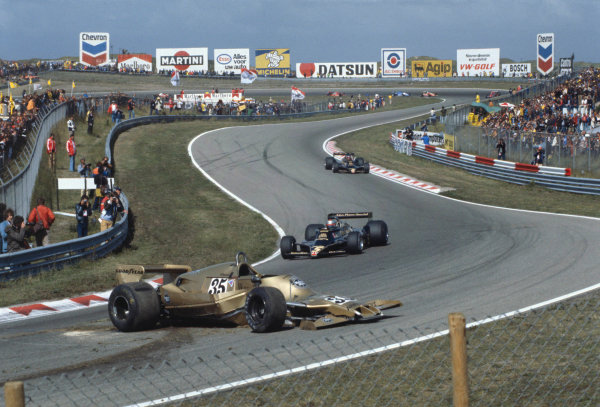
[325,152,370,174]
[280,212,389,259]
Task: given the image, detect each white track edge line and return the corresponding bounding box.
[187,127,285,267]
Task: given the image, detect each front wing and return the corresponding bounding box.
[287,295,402,330]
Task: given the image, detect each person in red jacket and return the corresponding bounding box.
[27,197,55,247]
[66,134,76,171]
[46,133,56,170]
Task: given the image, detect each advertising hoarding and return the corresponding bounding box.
[296,62,377,78]
[501,63,531,77]
[559,57,573,76]
[79,32,110,66]
[155,48,208,73]
[213,49,250,74]
[457,48,500,76]
[411,60,452,78]
[117,54,152,71]
[537,33,554,75]
[381,48,407,77]
[255,49,290,76]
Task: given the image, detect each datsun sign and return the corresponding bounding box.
[537,33,554,75]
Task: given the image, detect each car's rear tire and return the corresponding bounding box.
[354,157,365,166]
[305,223,325,240]
[332,161,339,173]
[108,282,160,332]
[364,162,370,173]
[366,220,389,246]
[325,157,334,170]
[280,235,296,259]
[245,287,287,333]
[347,231,364,254]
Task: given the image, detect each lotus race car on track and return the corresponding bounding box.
[108,252,401,333]
[280,212,388,259]
[325,152,370,174]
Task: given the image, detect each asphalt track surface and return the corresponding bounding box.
[2,89,600,406]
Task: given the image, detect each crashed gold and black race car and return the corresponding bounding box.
[324,152,370,174]
[280,212,388,259]
[108,252,401,333]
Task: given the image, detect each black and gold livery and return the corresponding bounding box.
[280,212,389,259]
[325,152,370,174]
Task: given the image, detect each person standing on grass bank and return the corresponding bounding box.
[0,208,14,253]
[86,108,94,134]
[6,215,28,252]
[75,195,93,237]
[66,133,76,171]
[46,133,56,170]
[127,98,135,119]
[27,198,55,247]
[67,116,76,136]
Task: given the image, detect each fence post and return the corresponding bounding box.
[4,381,25,407]
[449,312,469,407]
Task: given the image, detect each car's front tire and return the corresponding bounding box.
[347,231,364,254]
[366,220,389,246]
[325,157,334,170]
[280,235,296,259]
[108,282,160,332]
[245,287,287,333]
[332,161,339,173]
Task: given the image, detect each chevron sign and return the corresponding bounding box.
[79,32,110,66]
[537,33,554,75]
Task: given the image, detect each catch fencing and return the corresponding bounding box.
[443,75,600,177]
[0,103,68,216]
[3,287,598,406]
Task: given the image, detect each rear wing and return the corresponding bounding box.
[327,212,372,219]
[116,264,192,285]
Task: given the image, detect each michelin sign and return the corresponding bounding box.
[255,49,290,76]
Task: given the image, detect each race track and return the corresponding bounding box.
[2,89,599,406]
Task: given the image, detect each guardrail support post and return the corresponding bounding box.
[4,381,25,407]
[449,312,469,407]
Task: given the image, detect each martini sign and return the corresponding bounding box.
[537,33,554,75]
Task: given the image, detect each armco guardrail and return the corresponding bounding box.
[0,193,129,281]
[390,136,600,195]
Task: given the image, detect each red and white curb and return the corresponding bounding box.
[0,277,163,325]
[324,140,442,194]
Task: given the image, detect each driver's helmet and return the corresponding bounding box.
[326,217,339,229]
[345,154,352,162]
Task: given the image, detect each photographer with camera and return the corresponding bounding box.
[99,191,118,231]
[27,197,55,247]
[6,215,29,252]
[76,194,93,237]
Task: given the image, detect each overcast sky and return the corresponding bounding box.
[1,0,597,63]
